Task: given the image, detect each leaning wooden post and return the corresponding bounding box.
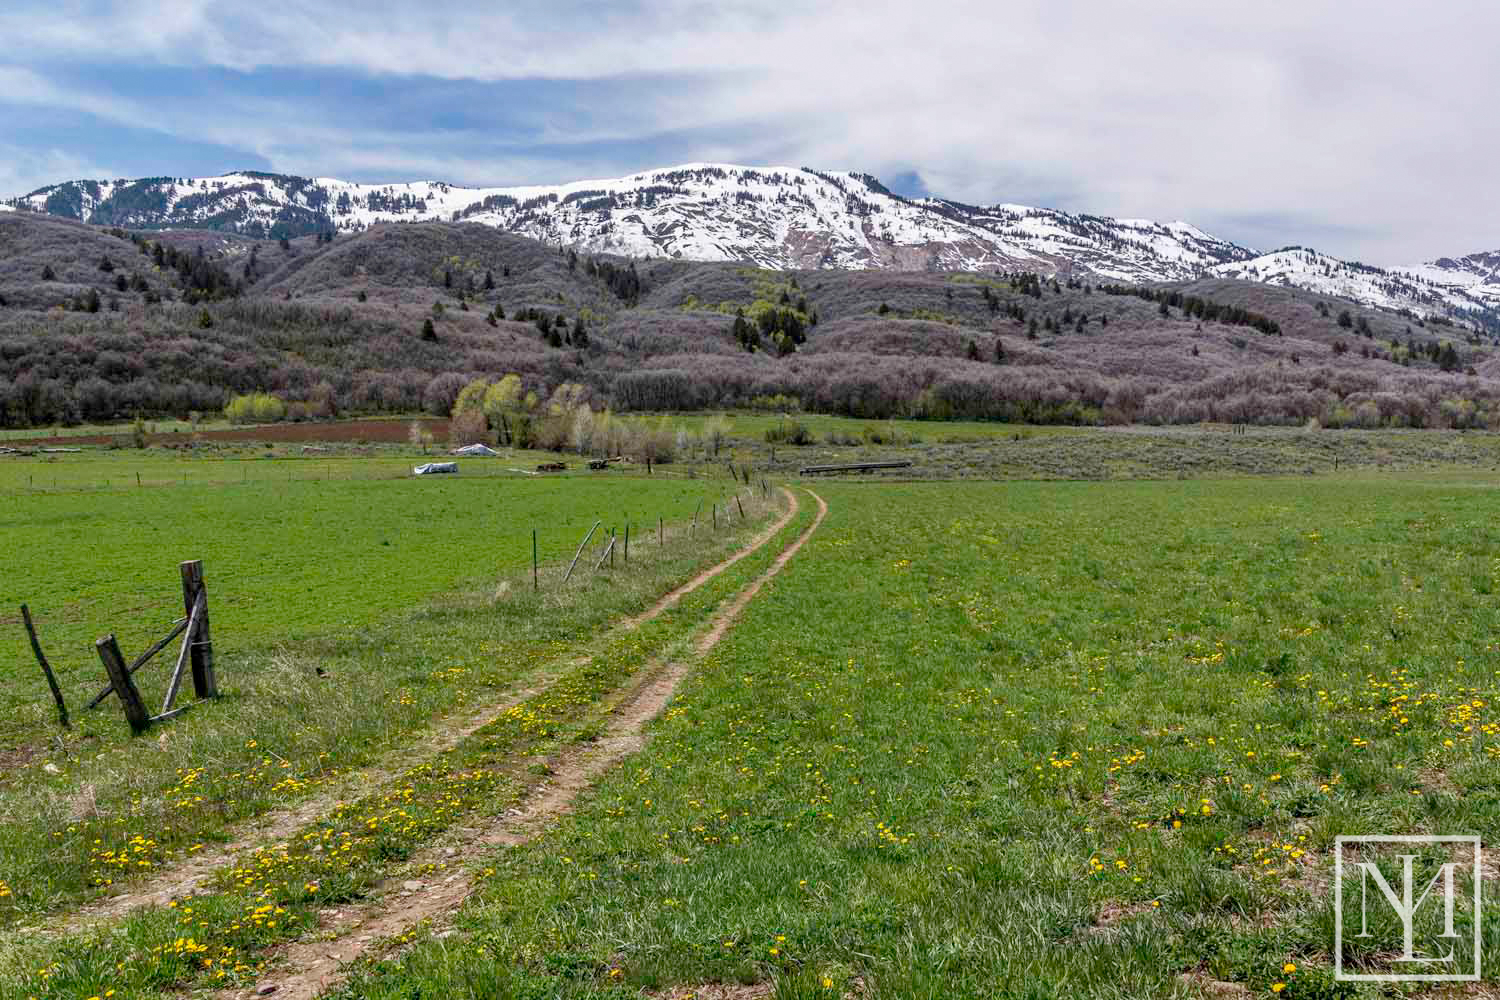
[97,635,149,733]
[563,520,601,584]
[736,495,746,520]
[179,560,217,699]
[532,530,538,590]
[593,536,617,572]
[21,604,68,727]
[161,591,204,714]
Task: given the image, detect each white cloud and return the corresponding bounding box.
[0,145,122,198]
[1,0,1496,263]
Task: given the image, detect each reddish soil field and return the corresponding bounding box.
[2,418,449,449]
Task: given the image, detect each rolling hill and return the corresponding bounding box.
[1,211,1498,433]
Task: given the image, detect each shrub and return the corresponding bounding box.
[702,415,731,456]
[449,408,491,446]
[629,419,677,466]
[748,393,802,413]
[765,418,813,445]
[224,392,287,424]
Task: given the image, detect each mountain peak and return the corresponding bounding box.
[6,163,1497,329]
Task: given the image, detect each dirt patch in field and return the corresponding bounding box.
[224,489,825,1000]
[0,743,40,779]
[1177,971,1252,998]
[650,985,774,1000]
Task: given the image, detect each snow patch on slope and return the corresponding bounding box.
[9,164,1253,283]
[1214,247,1498,323]
[9,163,1498,331]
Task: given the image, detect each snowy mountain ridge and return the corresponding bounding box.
[8,163,1498,329]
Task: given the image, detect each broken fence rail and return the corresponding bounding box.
[798,461,913,475]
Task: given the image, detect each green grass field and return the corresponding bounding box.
[0,465,731,747]
[331,474,1500,998]
[4,436,1500,998]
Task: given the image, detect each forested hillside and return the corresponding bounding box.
[2,213,1498,430]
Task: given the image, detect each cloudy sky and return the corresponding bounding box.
[1,0,1495,266]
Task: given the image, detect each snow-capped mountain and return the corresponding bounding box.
[1212,247,1500,329]
[7,163,1497,330]
[1401,251,1500,307]
[8,165,1250,282]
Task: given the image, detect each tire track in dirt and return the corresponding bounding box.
[621,487,791,629]
[230,489,826,1000]
[45,490,799,937]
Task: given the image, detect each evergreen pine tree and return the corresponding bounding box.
[484,270,496,290]
[41,264,55,281]
[994,339,1006,364]
[966,339,980,361]
[421,318,437,341]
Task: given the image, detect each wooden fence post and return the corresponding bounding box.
[162,591,205,714]
[97,635,149,733]
[563,520,601,584]
[532,529,538,590]
[659,517,663,546]
[179,560,217,699]
[624,523,629,564]
[21,605,68,727]
[736,495,745,520]
[593,536,617,572]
